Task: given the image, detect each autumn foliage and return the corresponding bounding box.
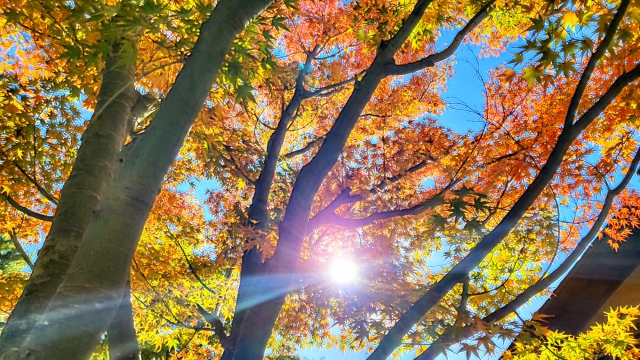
[1,0,640,359]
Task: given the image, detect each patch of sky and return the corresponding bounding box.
[434,47,511,134]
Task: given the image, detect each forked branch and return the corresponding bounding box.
[563,0,631,128]
[196,304,231,350]
[306,159,440,234]
[385,0,497,76]
[415,146,640,360]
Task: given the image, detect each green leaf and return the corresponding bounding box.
[236,84,257,103]
[226,60,244,87]
[284,0,299,10]
[449,197,467,221]
[557,60,576,79]
[114,41,137,68]
[453,186,474,198]
[430,214,448,231]
[195,1,213,16]
[60,44,82,61]
[139,0,163,16]
[464,219,483,236]
[522,66,544,87]
[271,16,290,31]
[527,16,545,33]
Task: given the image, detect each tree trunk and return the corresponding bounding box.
[107,280,140,360]
[225,54,313,356]
[221,51,389,360]
[10,1,273,359]
[0,39,139,353]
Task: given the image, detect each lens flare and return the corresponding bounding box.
[330,258,358,283]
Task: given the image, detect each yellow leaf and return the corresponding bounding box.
[562,12,579,30]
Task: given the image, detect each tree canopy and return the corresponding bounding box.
[1,0,640,359]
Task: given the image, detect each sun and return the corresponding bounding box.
[330,258,358,283]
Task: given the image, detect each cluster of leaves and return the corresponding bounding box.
[0,234,29,319]
[509,0,640,85]
[603,190,640,249]
[505,306,640,360]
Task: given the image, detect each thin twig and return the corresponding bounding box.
[9,232,34,270]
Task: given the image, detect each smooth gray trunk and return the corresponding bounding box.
[107,280,140,360]
[9,1,273,359]
[0,39,139,354]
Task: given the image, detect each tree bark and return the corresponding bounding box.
[226,49,316,354]
[221,60,388,360]
[0,39,140,353]
[107,280,140,360]
[10,1,273,359]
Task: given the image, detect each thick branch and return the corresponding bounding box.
[563,0,630,128]
[415,147,640,360]
[228,47,321,354]
[284,136,325,159]
[385,0,496,76]
[248,45,320,228]
[3,195,54,222]
[573,65,640,132]
[196,304,230,350]
[381,0,436,54]
[368,65,640,360]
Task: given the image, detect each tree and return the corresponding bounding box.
[1,0,640,359]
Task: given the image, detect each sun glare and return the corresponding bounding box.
[330,258,358,283]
